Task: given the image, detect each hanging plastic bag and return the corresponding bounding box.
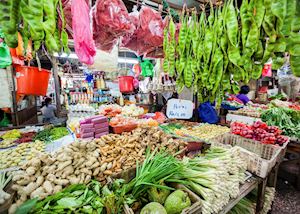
[141,60,154,77]
[198,102,219,124]
[137,6,164,48]
[0,29,12,68]
[0,113,10,127]
[93,0,133,52]
[262,58,272,77]
[72,0,96,65]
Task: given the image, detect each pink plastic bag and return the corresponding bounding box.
[71,0,96,65]
[93,0,133,52]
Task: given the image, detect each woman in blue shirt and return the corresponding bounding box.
[236,85,250,104]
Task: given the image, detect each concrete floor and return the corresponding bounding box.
[272,179,300,214]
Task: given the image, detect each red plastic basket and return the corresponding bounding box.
[15,66,51,96]
[118,76,134,93]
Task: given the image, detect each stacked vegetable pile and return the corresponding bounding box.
[166,147,247,214]
[33,127,69,142]
[175,124,230,141]
[0,130,38,148]
[231,121,289,145]
[13,145,247,214]
[10,127,186,211]
[122,146,247,214]
[14,179,128,214]
[261,107,300,139]
[0,0,69,54]
[95,127,186,177]
[163,0,300,103]
[0,140,45,170]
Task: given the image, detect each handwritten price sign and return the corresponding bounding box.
[166,99,194,119]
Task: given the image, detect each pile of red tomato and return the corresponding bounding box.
[231,121,288,145]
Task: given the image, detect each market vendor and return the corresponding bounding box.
[41,97,57,123]
[236,85,251,105]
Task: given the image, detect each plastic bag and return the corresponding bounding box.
[93,0,133,52]
[121,6,140,49]
[198,102,219,124]
[137,7,164,48]
[262,58,272,77]
[72,0,96,65]
[141,60,154,77]
[0,32,12,68]
[121,6,164,57]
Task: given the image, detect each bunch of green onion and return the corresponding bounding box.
[166,146,247,214]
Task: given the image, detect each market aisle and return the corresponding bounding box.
[272,179,300,214]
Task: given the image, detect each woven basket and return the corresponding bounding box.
[210,133,287,178]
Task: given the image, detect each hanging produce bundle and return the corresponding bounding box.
[0,0,69,55]
[121,6,165,58]
[92,0,134,52]
[162,0,300,104]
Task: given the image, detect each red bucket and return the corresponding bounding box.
[15,66,51,96]
[118,76,134,93]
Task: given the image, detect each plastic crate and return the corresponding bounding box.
[110,124,138,134]
[210,133,287,178]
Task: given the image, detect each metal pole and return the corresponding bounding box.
[51,57,62,116]
[9,66,19,126]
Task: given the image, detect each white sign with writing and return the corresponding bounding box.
[166,99,193,119]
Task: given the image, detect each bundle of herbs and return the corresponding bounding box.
[261,107,300,139]
[15,179,132,214]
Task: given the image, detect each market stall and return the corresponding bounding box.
[0,0,299,213]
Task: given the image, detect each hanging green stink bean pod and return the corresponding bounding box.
[168,17,176,77]
[271,0,287,35]
[282,0,296,36]
[0,0,20,47]
[225,0,238,46]
[178,16,187,55]
[163,27,169,73]
[291,0,300,32]
[253,0,265,28]
[290,55,300,77]
[184,57,193,88]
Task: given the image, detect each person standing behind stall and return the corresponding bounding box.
[236,85,251,105]
[41,97,57,123]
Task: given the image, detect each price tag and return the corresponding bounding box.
[166,99,193,119]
